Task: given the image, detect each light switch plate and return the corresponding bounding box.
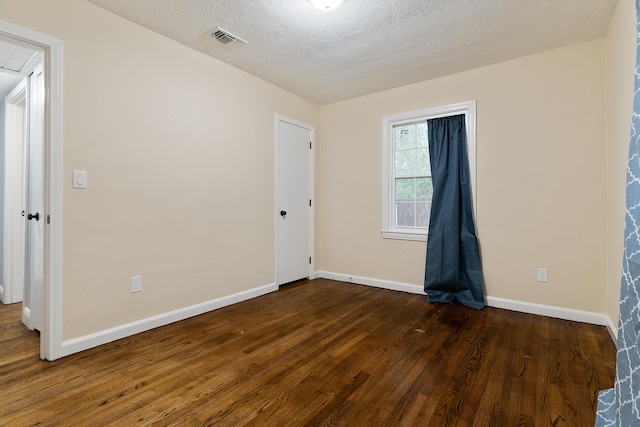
[72,170,87,189]
[130,276,142,293]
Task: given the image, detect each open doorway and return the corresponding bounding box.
[0,19,63,361]
[0,36,44,335]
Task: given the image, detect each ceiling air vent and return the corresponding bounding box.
[211,27,247,46]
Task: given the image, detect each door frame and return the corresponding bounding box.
[0,19,63,361]
[2,79,27,306]
[274,114,315,286]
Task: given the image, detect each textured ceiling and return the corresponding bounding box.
[87,0,618,105]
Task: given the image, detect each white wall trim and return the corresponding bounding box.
[604,314,618,342]
[316,271,613,333]
[318,271,425,295]
[44,32,64,362]
[485,296,611,329]
[22,306,31,329]
[58,272,617,357]
[60,282,278,357]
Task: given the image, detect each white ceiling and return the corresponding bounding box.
[87,0,617,105]
[0,37,38,75]
[0,70,24,101]
[0,37,39,101]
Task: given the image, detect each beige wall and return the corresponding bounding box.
[605,0,636,329]
[0,0,318,339]
[319,40,607,313]
[0,0,631,345]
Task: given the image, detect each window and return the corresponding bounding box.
[382,101,476,241]
[392,121,432,228]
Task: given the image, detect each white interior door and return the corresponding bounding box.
[23,64,44,331]
[2,80,27,305]
[276,116,313,286]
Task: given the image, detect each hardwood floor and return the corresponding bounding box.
[0,279,616,426]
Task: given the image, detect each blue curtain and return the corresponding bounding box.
[595,2,640,425]
[424,115,485,309]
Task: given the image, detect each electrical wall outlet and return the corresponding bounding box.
[537,268,548,283]
[130,275,142,293]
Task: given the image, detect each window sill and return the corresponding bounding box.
[381,230,427,242]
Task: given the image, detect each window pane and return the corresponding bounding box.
[395,149,416,175]
[417,122,428,147]
[416,177,433,201]
[417,148,430,174]
[396,202,415,227]
[390,118,432,231]
[416,202,430,228]
[393,125,415,150]
[395,178,415,201]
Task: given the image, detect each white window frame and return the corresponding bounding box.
[382,100,477,241]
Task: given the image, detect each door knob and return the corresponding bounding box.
[280,210,287,217]
[28,212,40,221]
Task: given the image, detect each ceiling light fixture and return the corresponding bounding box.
[309,0,344,11]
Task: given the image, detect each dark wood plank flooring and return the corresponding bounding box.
[0,279,616,426]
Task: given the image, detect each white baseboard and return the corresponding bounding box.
[22,306,33,331]
[316,270,616,339]
[61,282,278,357]
[59,273,618,357]
[604,315,618,342]
[317,271,425,295]
[486,295,611,328]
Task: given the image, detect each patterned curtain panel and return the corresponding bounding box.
[595,2,640,425]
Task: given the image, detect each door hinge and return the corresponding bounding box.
[309,257,312,265]
[309,199,312,207]
[310,141,312,149]
[47,214,50,224]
